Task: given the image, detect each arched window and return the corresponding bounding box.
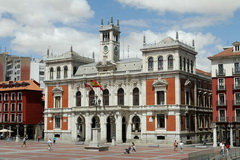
[132,116,141,132]
[191,60,193,73]
[117,88,124,105]
[158,56,163,70]
[50,67,54,79]
[180,56,182,70]
[64,66,68,78]
[57,67,61,79]
[133,88,139,105]
[168,55,173,70]
[89,90,95,106]
[73,66,77,75]
[187,59,190,72]
[183,58,186,71]
[76,91,81,106]
[103,89,109,106]
[148,57,153,71]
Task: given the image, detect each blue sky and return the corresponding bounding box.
[0,0,240,71]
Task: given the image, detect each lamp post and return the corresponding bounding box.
[92,95,101,128]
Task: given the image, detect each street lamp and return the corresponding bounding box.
[92,95,101,128]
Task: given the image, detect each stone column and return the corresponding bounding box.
[176,113,181,132]
[100,113,106,143]
[24,125,27,138]
[230,124,233,147]
[16,125,19,142]
[115,113,122,143]
[9,126,12,137]
[212,123,217,147]
[127,122,132,140]
[85,113,91,143]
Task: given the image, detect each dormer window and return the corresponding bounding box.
[235,45,240,52]
[232,41,240,52]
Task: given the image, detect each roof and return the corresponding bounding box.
[208,47,240,59]
[0,80,42,92]
[196,68,211,77]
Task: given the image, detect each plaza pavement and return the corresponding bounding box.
[0,140,215,160]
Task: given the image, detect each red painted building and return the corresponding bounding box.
[208,41,240,147]
[0,80,44,140]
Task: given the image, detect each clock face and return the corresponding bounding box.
[103,45,108,53]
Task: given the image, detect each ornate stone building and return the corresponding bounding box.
[44,18,212,144]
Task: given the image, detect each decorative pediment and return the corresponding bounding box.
[96,60,117,71]
[184,79,192,87]
[152,78,168,87]
[52,86,63,94]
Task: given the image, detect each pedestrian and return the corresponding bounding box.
[21,137,27,147]
[47,139,52,151]
[37,136,41,142]
[220,141,225,156]
[173,140,178,151]
[53,137,56,144]
[0,133,3,140]
[179,141,184,153]
[132,142,136,153]
[225,143,230,155]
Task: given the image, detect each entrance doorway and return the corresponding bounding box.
[107,116,115,142]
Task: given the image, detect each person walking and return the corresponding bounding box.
[21,137,27,147]
[179,141,184,153]
[225,143,230,156]
[53,137,56,144]
[220,141,225,156]
[37,136,41,142]
[47,139,52,151]
[173,140,178,151]
[132,142,136,153]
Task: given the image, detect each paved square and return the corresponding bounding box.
[0,140,213,160]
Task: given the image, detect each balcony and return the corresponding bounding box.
[216,69,226,76]
[232,67,240,75]
[216,100,227,106]
[215,116,228,123]
[233,100,240,106]
[217,85,225,91]
[233,84,240,90]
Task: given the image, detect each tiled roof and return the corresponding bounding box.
[196,68,211,77]
[208,47,240,59]
[0,80,42,92]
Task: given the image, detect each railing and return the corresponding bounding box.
[233,84,240,90]
[216,100,227,106]
[232,67,240,75]
[216,69,225,76]
[233,100,240,106]
[215,116,228,122]
[217,85,225,90]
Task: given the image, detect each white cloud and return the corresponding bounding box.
[0,18,20,37]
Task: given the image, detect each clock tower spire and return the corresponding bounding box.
[100,17,120,62]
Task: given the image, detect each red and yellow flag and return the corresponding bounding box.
[90,80,104,91]
[84,83,93,90]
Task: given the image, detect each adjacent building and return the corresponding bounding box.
[44,18,212,144]
[0,80,44,140]
[0,52,45,91]
[208,41,240,147]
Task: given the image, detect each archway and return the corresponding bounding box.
[122,117,127,143]
[77,116,85,141]
[91,116,100,128]
[107,116,115,142]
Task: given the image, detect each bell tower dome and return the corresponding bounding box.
[99,17,120,62]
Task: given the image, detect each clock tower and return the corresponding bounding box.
[100,17,120,63]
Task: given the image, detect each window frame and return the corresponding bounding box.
[157,114,165,128]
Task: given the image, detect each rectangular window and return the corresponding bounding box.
[218,78,225,90]
[236,109,240,122]
[157,114,165,128]
[18,114,22,122]
[0,93,2,101]
[235,78,240,89]
[235,93,240,105]
[55,96,61,108]
[18,103,22,111]
[55,116,61,128]
[18,92,22,100]
[219,94,225,105]
[4,93,8,101]
[4,103,8,112]
[11,103,16,111]
[157,91,165,105]
[0,103,2,111]
[219,110,226,122]
[11,93,15,100]
[218,64,224,75]
[11,113,15,122]
[0,113,2,122]
[4,114,8,122]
